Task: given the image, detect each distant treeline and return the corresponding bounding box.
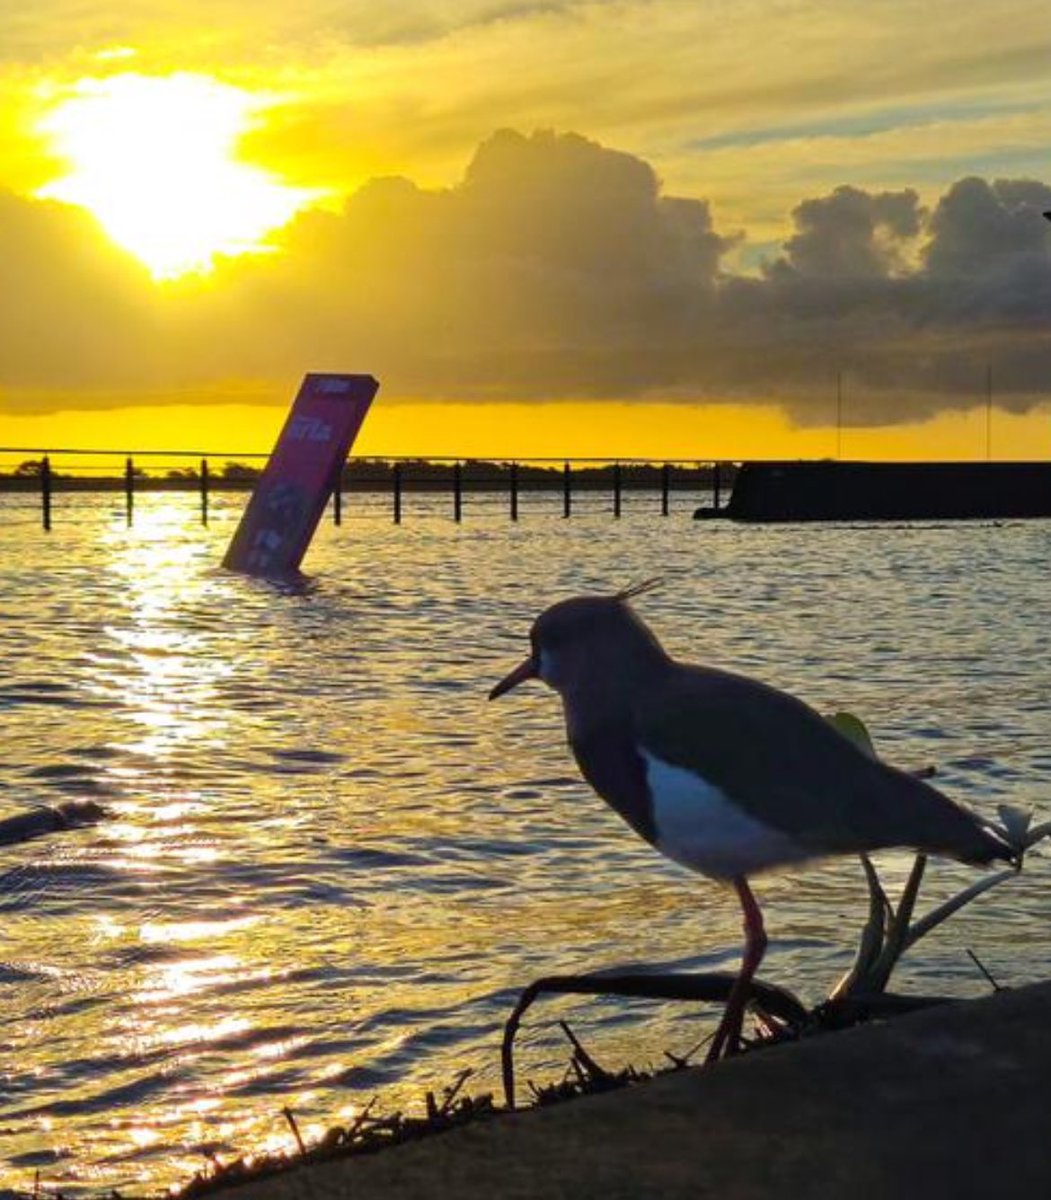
[0,458,736,493]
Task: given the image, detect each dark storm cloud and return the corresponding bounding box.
[722,173,1051,423]
[775,185,925,281]
[926,177,1051,275]
[919,176,1051,332]
[2,129,1049,424]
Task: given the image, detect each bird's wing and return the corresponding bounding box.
[634,665,994,859]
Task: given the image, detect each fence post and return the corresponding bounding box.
[453,462,463,523]
[661,463,670,516]
[563,462,572,518]
[393,462,402,525]
[125,457,134,526]
[200,459,209,526]
[41,456,52,532]
[510,462,519,521]
[613,462,622,518]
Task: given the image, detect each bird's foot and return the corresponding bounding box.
[704,1008,746,1065]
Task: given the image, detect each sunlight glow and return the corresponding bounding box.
[36,73,318,279]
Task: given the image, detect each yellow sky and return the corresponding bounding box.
[1,0,1049,459]
[2,401,1046,470]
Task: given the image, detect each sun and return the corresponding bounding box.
[36,73,318,279]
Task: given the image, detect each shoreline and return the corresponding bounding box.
[174,980,1051,1200]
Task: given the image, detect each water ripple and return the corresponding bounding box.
[0,497,1049,1194]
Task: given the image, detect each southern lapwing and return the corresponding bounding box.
[489,585,1015,1062]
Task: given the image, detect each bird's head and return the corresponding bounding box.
[489,581,668,703]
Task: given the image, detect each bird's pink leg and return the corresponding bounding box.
[705,876,768,1064]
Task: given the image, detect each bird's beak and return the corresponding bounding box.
[489,656,538,700]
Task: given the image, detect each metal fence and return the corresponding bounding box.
[0,448,737,530]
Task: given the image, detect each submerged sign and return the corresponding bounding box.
[223,373,378,575]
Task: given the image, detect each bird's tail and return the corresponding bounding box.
[948,819,1020,870]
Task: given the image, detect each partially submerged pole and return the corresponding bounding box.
[563,462,572,518]
[453,461,463,522]
[393,462,403,524]
[509,462,519,521]
[661,463,670,516]
[613,462,622,518]
[41,456,52,532]
[200,458,209,526]
[125,457,134,526]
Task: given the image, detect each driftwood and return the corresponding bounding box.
[501,971,808,1108]
[0,800,107,847]
[498,967,967,1107]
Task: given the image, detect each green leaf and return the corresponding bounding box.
[904,869,1018,950]
[1022,819,1051,849]
[996,804,1032,847]
[826,710,877,759]
[829,854,889,1000]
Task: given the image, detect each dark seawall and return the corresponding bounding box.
[720,460,1051,522]
[187,981,1051,1200]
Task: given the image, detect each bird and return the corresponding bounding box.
[489,582,1016,1063]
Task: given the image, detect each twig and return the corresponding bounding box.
[438,1068,474,1116]
[966,948,1003,992]
[282,1108,307,1157]
[663,1030,714,1069]
[347,1095,378,1141]
[500,970,808,1108]
[559,1020,610,1084]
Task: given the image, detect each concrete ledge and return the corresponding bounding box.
[214,981,1051,1200]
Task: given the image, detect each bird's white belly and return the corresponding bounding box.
[643,751,813,881]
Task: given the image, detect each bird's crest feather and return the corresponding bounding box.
[615,577,664,602]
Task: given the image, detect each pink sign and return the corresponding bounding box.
[223,373,379,575]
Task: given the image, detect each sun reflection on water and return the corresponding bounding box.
[139,917,259,944]
[91,504,237,763]
[132,956,247,1004]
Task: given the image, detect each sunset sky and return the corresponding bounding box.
[1,0,1049,460]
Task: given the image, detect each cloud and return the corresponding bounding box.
[0,189,159,393]
[775,185,925,280]
[183,129,735,399]
[6,0,1050,258]
[1,128,1049,427]
[743,174,1051,422]
[923,176,1051,316]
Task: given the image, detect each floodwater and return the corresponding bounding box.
[1,490,1049,1195]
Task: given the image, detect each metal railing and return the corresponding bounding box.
[0,447,737,530]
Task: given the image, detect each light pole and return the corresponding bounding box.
[985,364,993,461]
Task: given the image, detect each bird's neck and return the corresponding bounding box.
[561,682,623,743]
[559,658,666,742]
